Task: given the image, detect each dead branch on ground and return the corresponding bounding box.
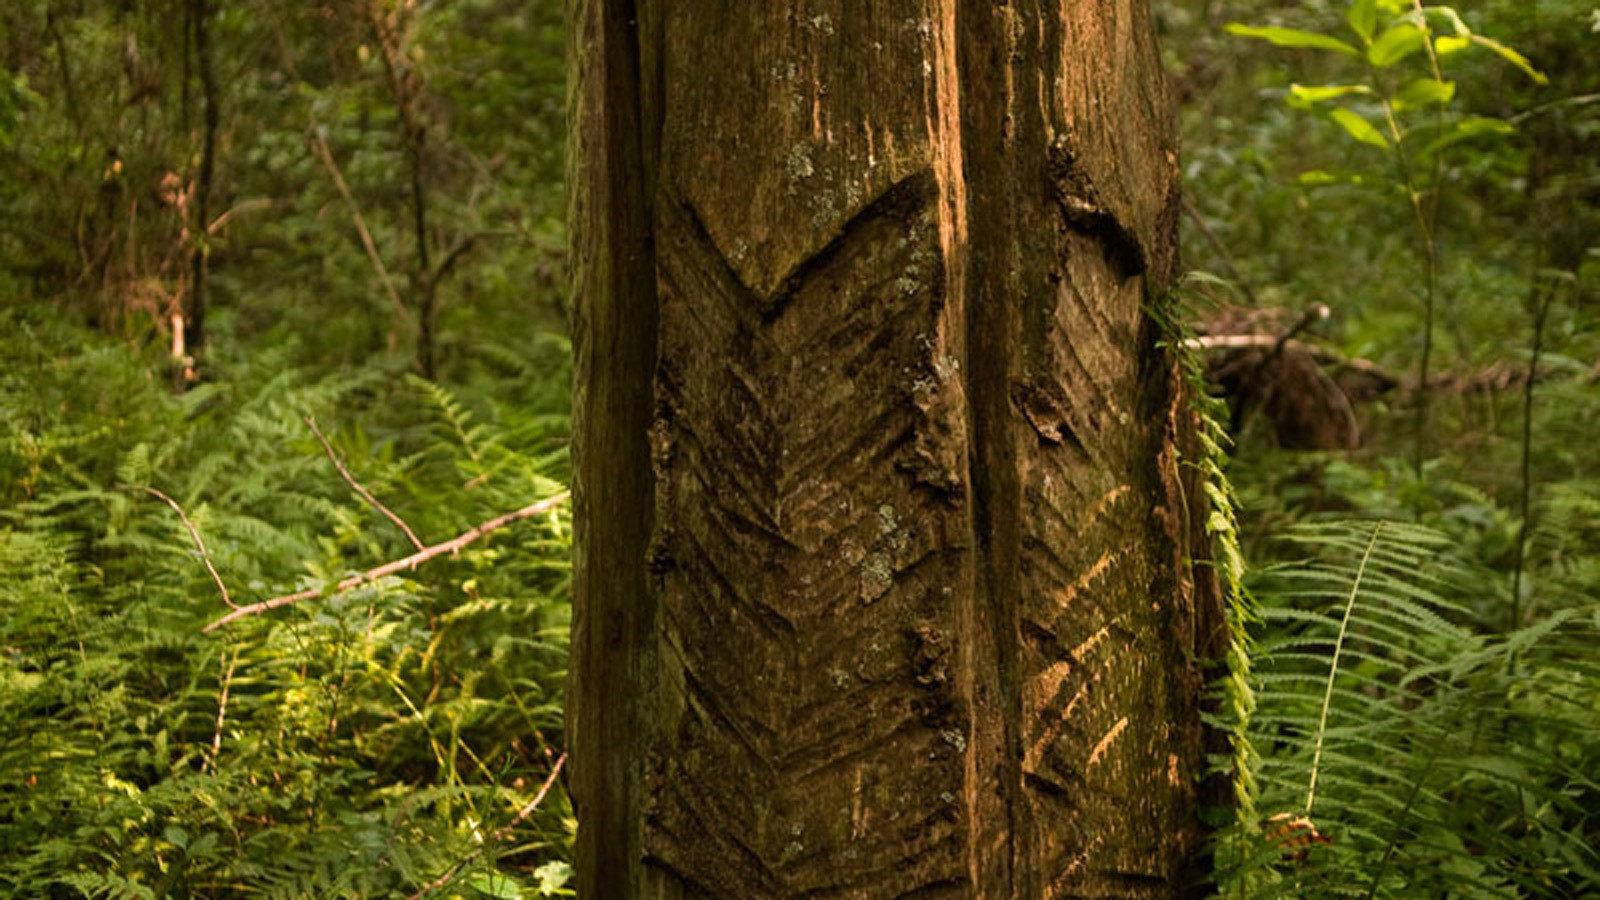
[202,491,570,633]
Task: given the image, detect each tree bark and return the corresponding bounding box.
[569,2,1218,896]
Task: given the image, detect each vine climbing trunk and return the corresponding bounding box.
[568,2,1221,896]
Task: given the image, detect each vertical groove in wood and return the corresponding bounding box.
[568,0,660,896]
[948,1,1028,894]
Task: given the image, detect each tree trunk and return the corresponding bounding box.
[568,2,1219,896]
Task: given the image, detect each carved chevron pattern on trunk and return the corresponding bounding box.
[646,170,978,896]
[1013,232,1200,896]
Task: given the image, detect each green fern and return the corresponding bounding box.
[1162,274,1264,833]
[1218,520,1599,897]
[0,317,574,897]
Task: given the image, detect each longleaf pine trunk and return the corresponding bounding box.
[569,2,1220,896]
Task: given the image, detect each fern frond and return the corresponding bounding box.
[1223,518,1598,897]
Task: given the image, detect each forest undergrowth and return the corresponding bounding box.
[1,306,577,897]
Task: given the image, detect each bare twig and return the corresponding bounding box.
[1181,194,1260,307]
[1269,303,1331,359]
[306,415,425,550]
[307,130,412,325]
[142,486,236,609]
[408,753,569,900]
[407,856,471,900]
[1509,92,1600,126]
[494,752,567,841]
[433,231,513,285]
[202,492,570,633]
[206,198,276,236]
[206,647,240,775]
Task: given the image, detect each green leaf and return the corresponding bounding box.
[469,872,523,900]
[1327,108,1390,149]
[1470,35,1549,85]
[1297,170,1370,186]
[1287,83,1373,110]
[1367,23,1427,67]
[1226,23,1360,56]
[1416,116,1514,158]
[1426,5,1473,37]
[1392,78,1456,110]
[187,832,219,858]
[533,862,574,897]
[1347,0,1378,42]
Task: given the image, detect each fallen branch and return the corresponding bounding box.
[202,491,570,633]
[143,486,236,609]
[306,415,425,550]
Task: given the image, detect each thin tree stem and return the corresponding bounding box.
[1510,281,1555,636]
[183,0,218,371]
[308,130,412,326]
[206,647,240,774]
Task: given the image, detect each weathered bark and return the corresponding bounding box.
[569,3,1218,897]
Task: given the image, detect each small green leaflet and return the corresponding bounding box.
[1392,78,1456,110]
[1367,23,1426,67]
[1347,0,1377,43]
[1287,83,1372,110]
[1470,35,1549,85]
[1298,170,1373,187]
[533,861,574,897]
[1226,23,1360,56]
[1328,108,1390,149]
[1417,116,1515,158]
[469,872,523,900]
